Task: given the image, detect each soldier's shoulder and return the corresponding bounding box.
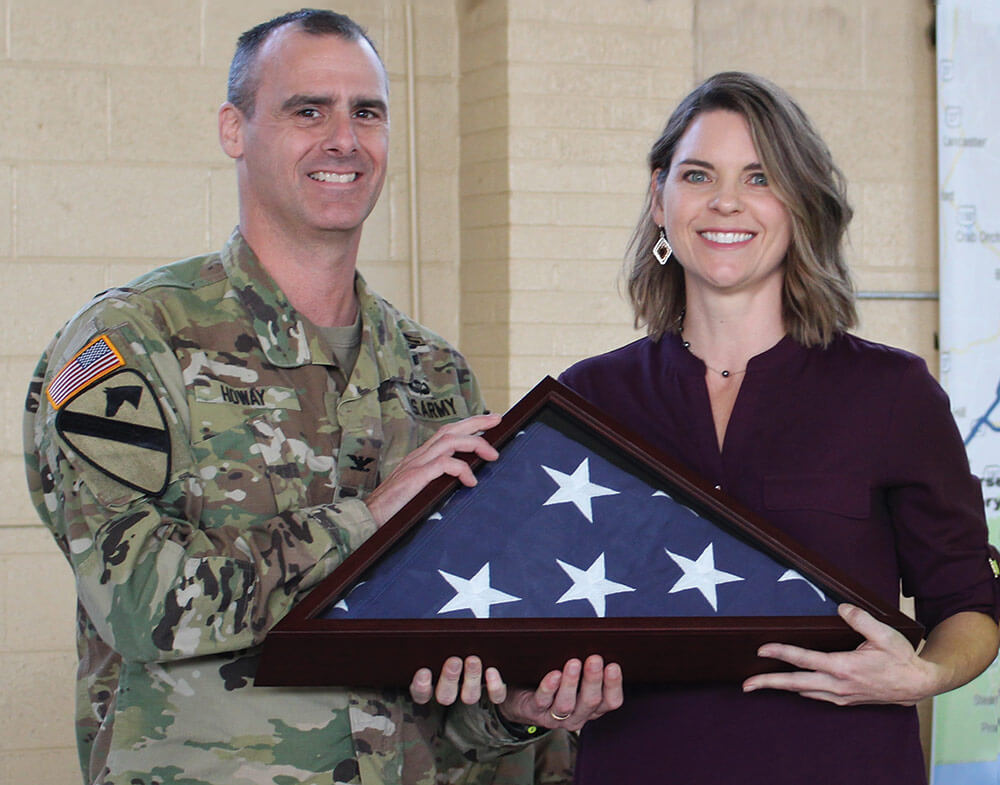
[398,317,462,358]
[361,284,482,408]
[388,302,476,386]
[54,252,227,344]
[378,294,462,356]
[30,252,228,411]
[361,281,469,366]
[126,251,227,295]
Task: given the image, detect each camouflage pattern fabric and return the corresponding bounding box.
[24,229,571,785]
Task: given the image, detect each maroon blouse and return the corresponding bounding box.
[560,332,998,785]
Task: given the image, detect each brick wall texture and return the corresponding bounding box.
[1,1,938,782]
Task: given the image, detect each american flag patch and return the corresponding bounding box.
[46,335,125,409]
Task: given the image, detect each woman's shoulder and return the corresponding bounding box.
[559,336,660,385]
[823,332,932,379]
[811,334,949,417]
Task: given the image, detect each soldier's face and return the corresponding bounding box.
[224,28,389,244]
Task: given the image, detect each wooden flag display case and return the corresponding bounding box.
[254,377,922,687]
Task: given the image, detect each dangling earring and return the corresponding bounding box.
[653,227,672,265]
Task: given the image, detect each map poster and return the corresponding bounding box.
[932,2,1000,783]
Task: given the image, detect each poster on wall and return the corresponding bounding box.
[933,3,1000,783]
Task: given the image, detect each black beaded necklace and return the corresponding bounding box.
[678,314,748,379]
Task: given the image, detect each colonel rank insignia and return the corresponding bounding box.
[54,360,171,496]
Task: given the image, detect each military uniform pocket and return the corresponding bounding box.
[375,379,473,461]
[247,409,336,512]
[189,422,280,527]
[399,377,471,422]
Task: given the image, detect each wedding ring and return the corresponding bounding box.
[549,709,571,721]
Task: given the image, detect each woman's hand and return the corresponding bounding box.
[742,604,933,705]
[742,603,999,706]
[409,654,624,733]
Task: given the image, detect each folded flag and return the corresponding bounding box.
[324,420,837,620]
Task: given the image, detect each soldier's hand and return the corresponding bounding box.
[410,654,625,735]
[498,655,623,732]
[365,414,501,526]
[409,656,507,705]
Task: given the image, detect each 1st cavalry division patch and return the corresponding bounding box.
[55,367,171,496]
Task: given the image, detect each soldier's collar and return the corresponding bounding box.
[220,230,408,387]
[220,229,312,368]
[349,272,414,391]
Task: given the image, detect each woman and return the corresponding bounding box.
[559,72,1000,784]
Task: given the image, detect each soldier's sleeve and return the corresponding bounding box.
[24,295,379,664]
[456,726,577,784]
[442,700,551,762]
[442,701,578,779]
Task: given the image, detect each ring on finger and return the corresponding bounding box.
[549,709,571,721]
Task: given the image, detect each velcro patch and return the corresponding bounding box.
[47,335,125,410]
[55,368,171,496]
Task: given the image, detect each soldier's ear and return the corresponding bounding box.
[219,102,244,160]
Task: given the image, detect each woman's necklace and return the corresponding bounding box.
[678,316,748,379]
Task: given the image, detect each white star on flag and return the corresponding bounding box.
[541,458,619,522]
[556,553,635,617]
[778,569,827,601]
[333,581,367,611]
[665,543,744,611]
[437,563,521,619]
[652,490,700,518]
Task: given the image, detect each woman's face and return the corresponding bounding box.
[653,109,792,301]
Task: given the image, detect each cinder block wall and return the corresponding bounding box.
[464,0,693,406]
[2,1,939,782]
[459,0,512,408]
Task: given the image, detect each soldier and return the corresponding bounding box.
[23,9,621,785]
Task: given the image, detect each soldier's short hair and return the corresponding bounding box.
[227,8,384,118]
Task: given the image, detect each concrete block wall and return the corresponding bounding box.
[459,0,511,408]
[501,0,693,404]
[2,1,941,781]
[459,0,694,407]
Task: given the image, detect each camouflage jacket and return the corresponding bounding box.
[24,230,572,785]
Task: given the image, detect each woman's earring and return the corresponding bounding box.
[653,228,672,265]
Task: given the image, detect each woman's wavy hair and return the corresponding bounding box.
[627,71,856,346]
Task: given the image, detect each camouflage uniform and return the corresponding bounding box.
[24,230,571,785]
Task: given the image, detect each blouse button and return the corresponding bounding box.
[714,484,721,491]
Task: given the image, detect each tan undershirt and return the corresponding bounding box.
[313,310,363,379]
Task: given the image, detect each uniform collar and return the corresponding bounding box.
[220,229,409,387]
